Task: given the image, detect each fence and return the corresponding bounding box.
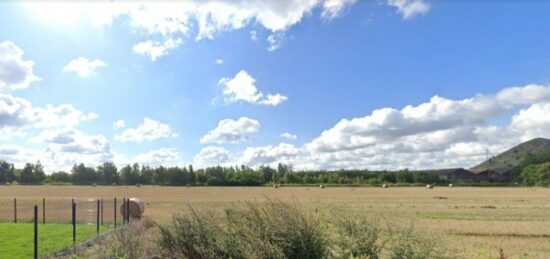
[0,197,132,258]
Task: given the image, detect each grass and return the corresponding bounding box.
[0,223,110,258]
[0,185,549,258]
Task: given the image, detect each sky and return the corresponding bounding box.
[2,0,550,172]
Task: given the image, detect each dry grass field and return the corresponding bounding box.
[0,185,549,258]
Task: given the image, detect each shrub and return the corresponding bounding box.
[327,211,381,259]
[386,220,443,259]
[158,200,326,259]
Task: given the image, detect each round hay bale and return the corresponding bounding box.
[277,184,281,188]
[319,184,325,189]
[426,184,433,189]
[120,198,145,219]
[186,184,190,188]
[92,183,97,187]
[273,184,279,188]
[382,184,387,188]
[136,183,141,187]
[6,182,10,186]
[448,184,453,187]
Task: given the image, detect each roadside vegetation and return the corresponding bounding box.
[77,200,446,259]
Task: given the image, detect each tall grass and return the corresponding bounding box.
[157,200,445,259]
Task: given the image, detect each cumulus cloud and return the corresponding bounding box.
[386,0,430,19]
[0,41,41,90]
[219,70,287,106]
[280,132,298,140]
[32,128,110,155]
[222,84,550,171]
[114,118,178,143]
[194,146,231,167]
[113,119,126,129]
[63,57,107,77]
[0,93,97,129]
[132,38,183,61]
[1,129,114,173]
[239,143,299,168]
[133,147,181,166]
[200,117,259,144]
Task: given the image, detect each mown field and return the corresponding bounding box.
[0,185,549,258]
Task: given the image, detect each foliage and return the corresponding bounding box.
[158,200,326,259]
[520,162,550,186]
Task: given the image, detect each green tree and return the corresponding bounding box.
[0,160,15,183]
[520,162,550,186]
[72,163,98,185]
[97,162,118,185]
[19,163,35,184]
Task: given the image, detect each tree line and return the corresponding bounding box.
[0,157,548,186]
[0,160,442,186]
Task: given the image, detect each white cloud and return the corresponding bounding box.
[250,30,258,42]
[386,0,430,19]
[239,143,299,168]
[322,0,356,19]
[194,146,231,167]
[114,118,178,143]
[33,128,110,155]
[509,103,550,141]
[113,119,126,129]
[200,117,260,144]
[63,57,107,77]
[267,33,285,52]
[215,59,224,65]
[24,1,358,55]
[280,132,298,140]
[0,41,41,90]
[0,93,97,129]
[133,147,181,167]
[219,70,287,106]
[223,84,550,171]
[1,128,114,173]
[132,38,183,61]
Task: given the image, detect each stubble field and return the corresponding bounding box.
[0,185,549,258]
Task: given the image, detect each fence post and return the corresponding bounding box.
[114,197,117,229]
[126,198,130,223]
[96,199,100,236]
[34,205,38,259]
[122,198,126,224]
[42,198,45,225]
[14,198,17,223]
[72,201,76,249]
[101,198,104,226]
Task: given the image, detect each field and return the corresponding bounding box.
[0,223,109,258]
[0,186,549,258]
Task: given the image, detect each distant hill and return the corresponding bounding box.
[470,138,550,173]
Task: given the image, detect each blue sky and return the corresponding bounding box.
[2,0,550,172]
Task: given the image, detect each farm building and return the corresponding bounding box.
[470,167,513,183]
[421,168,477,183]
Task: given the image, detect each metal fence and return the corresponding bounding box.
[0,197,132,258]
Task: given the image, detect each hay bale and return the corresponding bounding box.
[120,198,145,219]
[426,184,433,189]
[448,183,453,187]
[92,183,97,187]
[319,184,325,189]
[382,184,387,188]
[277,184,281,188]
[136,183,141,187]
[273,184,279,188]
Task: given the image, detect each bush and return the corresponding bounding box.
[327,211,381,258]
[386,220,443,259]
[158,200,326,259]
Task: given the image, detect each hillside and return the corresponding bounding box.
[470,138,550,172]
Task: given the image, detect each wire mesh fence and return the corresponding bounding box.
[0,197,131,258]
